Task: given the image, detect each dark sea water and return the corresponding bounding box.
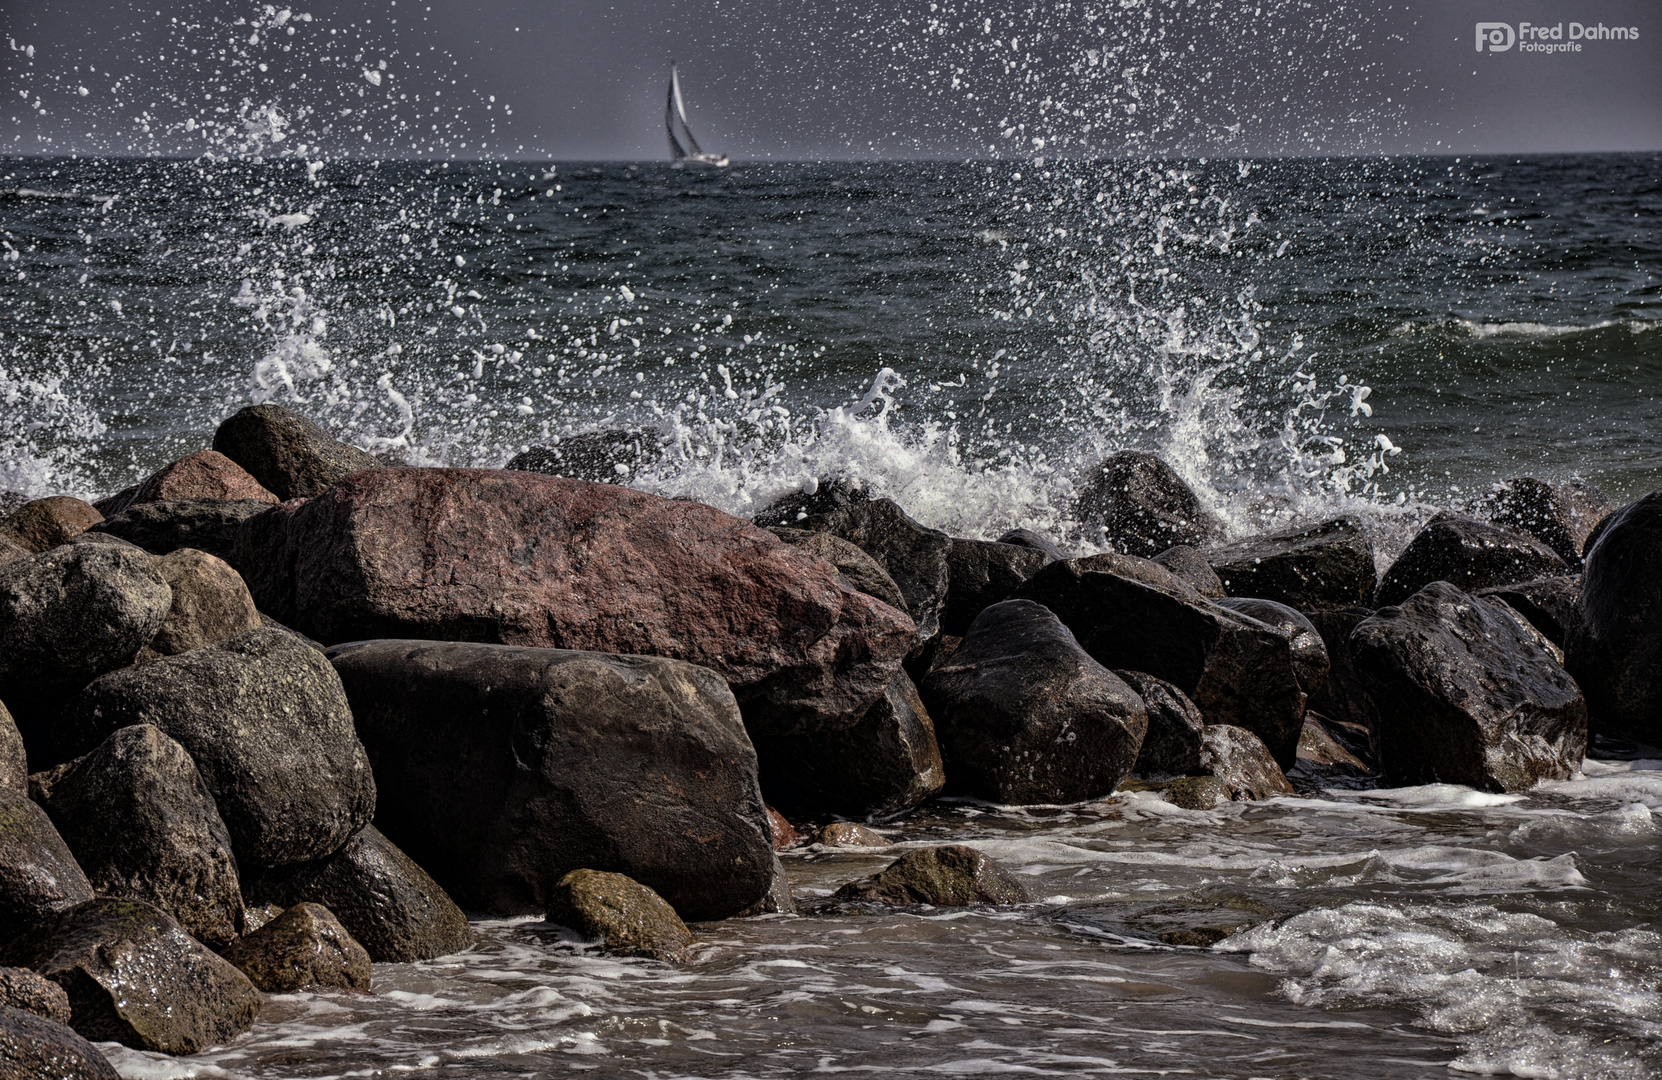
[3,153,1661,1079]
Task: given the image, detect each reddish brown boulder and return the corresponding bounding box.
[239,468,916,733]
[112,451,278,514]
[0,496,102,553]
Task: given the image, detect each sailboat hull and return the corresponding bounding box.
[674,153,730,169]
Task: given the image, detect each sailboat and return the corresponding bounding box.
[665,63,729,168]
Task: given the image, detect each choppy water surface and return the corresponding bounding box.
[97,761,1662,1080]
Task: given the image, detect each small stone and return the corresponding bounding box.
[0,496,103,553]
[545,869,695,962]
[766,807,805,851]
[1199,725,1295,801]
[221,902,372,993]
[832,845,1030,906]
[817,822,889,847]
[1161,775,1231,810]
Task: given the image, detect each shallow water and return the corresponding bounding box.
[97,759,1662,1080]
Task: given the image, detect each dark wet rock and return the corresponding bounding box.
[109,450,280,515]
[786,497,952,646]
[1199,725,1295,800]
[0,966,70,1024]
[767,526,908,613]
[832,845,1029,906]
[1352,581,1588,791]
[1150,544,1225,598]
[751,477,872,527]
[1567,492,1662,743]
[1117,670,1206,777]
[1481,477,1613,567]
[212,403,379,501]
[1480,595,1566,666]
[546,869,695,962]
[1214,596,1330,697]
[1475,576,1583,649]
[766,807,805,851]
[751,672,945,820]
[221,902,371,993]
[56,628,376,867]
[817,822,888,847]
[1069,551,1188,592]
[242,824,472,964]
[1287,714,1375,789]
[138,548,262,660]
[1206,518,1376,609]
[0,787,94,931]
[1303,605,1379,736]
[0,497,102,553]
[1374,513,1565,607]
[506,429,664,483]
[1011,561,1307,769]
[1073,451,1222,558]
[0,545,171,750]
[330,639,773,921]
[0,1004,120,1080]
[941,538,1051,636]
[0,897,261,1054]
[0,703,22,795]
[0,535,27,568]
[1161,775,1231,810]
[996,528,1070,562]
[920,600,1147,805]
[239,469,913,736]
[734,856,796,917]
[90,497,276,562]
[36,725,242,948]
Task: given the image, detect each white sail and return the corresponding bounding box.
[665,63,727,168]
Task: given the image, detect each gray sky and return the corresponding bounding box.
[2,0,1658,159]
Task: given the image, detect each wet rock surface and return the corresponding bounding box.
[921,600,1147,805]
[1118,670,1206,777]
[1199,725,1295,800]
[36,724,242,948]
[1012,561,1307,769]
[0,788,94,931]
[751,672,945,820]
[330,639,774,921]
[785,497,953,646]
[505,429,664,483]
[0,966,70,1024]
[0,497,103,553]
[1474,575,1582,649]
[212,404,380,501]
[545,869,695,962]
[1073,451,1222,558]
[0,1004,121,1080]
[57,627,376,867]
[817,822,889,847]
[222,901,372,993]
[1287,714,1376,789]
[832,845,1030,906]
[0,704,22,795]
[92,497,277,563]
[1213,596,1330,697]
[1206,517,1376,609]
[1375,513,1565,607]
[1568,491,1662,743]
[1302,605,1379,736]
[1480,477,1612,568]
[0,897,260,1054]
[1149,544,1226,598]
[996,528,1070,562]
[243,824,473,964]
[767,526,909,613]
[241,468,914,736]
[1353,581,1588,791]
[941,537,1051,635]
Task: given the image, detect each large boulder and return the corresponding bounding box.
[139,548,263,660]
[0,545,171,748]
[329,639,775,921]
[0,1005,121,1080]
[1475,576,1582,649]
[506,429,664,484]
[920,600,1147,804]
[1149,544,1226,598]
[832,845,1029,906]
[1117,670,1205,777]
[55,628,375,868]
[89,497,276,563]
[1480,477,1612,567]
[545,869,694,962]
[1374,514,1565,607]
[1205,518,1376,609]
[767,527,908,613]
[1352,582,1587,791]
[781,497,951,647]
[0,703,22,795]
[1567,492,1662,743]
[212,404,379,501]
[0,497,102,553]
[750,672,945,820]
[243,824,472,963]
[221,902,371,993]
[0,789,93,931]
[36,725,242,948]
[1011,561,1307,768]
[1073,451,1222,557]
[0,897,260,1054]
[941,538,1051,636]
[110,450,280,514]
[237,468,914,735]
[1213,597,1330,697]
[0,966,70,1023]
